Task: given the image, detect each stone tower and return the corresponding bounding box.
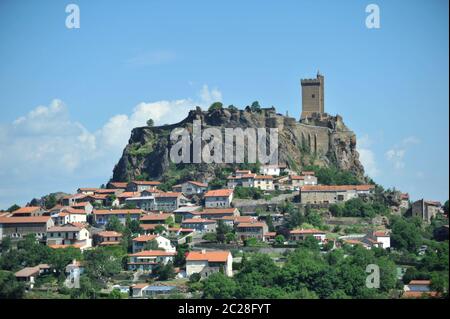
[300,71,324,119]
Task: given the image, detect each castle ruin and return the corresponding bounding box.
[301,71,324,119]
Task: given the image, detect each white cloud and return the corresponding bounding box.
[385,136,420,170]
[0,85,222,207]
[357,134,380,178]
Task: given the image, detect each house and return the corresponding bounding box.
[46,223,91,250]
[77,187,100,195]
[154,192,187,212]
[181,218,217,233]
[127,250,176,271]
[15,264,51,289]
[289,228,326,243]
[132,234,175,253]
[11,206,45,217]
[173,206,203,221]
[412,199,442,223]
[94,230,123,246]
[403,280,440,298]
[140,213,174,226]
[176,181,208,195]
[299,185,375,205]
[131,283,177,298]
[264,232,277,243]
[117,192,141,205]
[198,208,240,220]
[290,174,318,189]
[370,230,391,249]
[125,196,156,211]
[227,173,256,189]
[70,202,93,215]
[59,207,87,224]
[127,181,161,192]
[260,164,281,176]
[216,215,257,228]
[204,189,234,208]
[0,216,54,240]
[236,221,268,241]
[186,250,233,278]
[61,193,88,206]
[253,175,275,191]
[235,169,252,177]
[107,182,128,190]
[93,209,143,227]
[85,194,110,206]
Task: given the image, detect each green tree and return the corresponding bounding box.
[216,220,232,243]
[208,102,223,111]
[0,270,25,299]
[203,272,237,299]
[105,215,124,233]
[7,204,20,212]
[146,118,154,127]
[275,234,285,245]
[202,232,217,242]
[390,216,422,252]
[153,262,175,281]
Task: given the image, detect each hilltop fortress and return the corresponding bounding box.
[112,74,365,183]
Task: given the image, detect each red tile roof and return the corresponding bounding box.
[140,213,173,221]
[11,206,42,215]
[108,182,128,188]
[187,181,208,188]
[237,222,267,228]
[201,208,237,215]
[182,218,216,224]
[204,189,233,197]
[97,231,123,237]
[132,234,157,242]
[117,192,141,199]
[186,250,230,262]
[0,216,51,224]
[93,209,142,215]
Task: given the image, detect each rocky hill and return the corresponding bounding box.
[111,106,365,184]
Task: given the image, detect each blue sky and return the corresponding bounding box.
[0,0,448,208]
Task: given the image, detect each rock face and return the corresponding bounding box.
[111,107,365,183]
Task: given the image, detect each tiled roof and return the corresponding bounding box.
[186,181,208,188]
[182,218,216,224]
[97,231,123,237]
[132,234,158,242]
[117,192,141,199]
[204,189,233,197]
[201,208,237,215]
[93,209,142,215]
[108,182,128,188]
[186,250,230,262]
[0,216,51,224]
[140,213,173,221]
[12,206,42,214]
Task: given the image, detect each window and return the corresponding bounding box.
[312,94,315,98]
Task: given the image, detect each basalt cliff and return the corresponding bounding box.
[111,107,365,184]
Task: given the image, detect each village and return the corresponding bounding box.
[0,161,447,299]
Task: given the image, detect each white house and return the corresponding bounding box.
[93,209,143,226]
[260,164,280,176]
[127,250,176,272]
[186,250,233,278]
[371,230,391,249]
[46,223,92,250]
[181,218,217,233]
[178,181,208,195]
[131,234,175,253]
[289,228,326,243]
[204,189,233,208]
